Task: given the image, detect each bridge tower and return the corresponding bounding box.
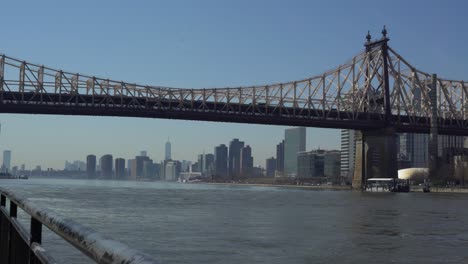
[352,27,398,189]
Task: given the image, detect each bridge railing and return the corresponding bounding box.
[0,188,159,264]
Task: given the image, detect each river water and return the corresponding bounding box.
[1,178,468,264]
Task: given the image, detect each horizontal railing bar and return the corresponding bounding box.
[31,242,58,264]
[0,188,159,264]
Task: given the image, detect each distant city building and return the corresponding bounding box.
[143,160,157,179]
[266,157,277,178]
[198,153,205,174]
[11,166,18,177]
[131,156,150,180]
[205,154,215,177]
[65,160,86,171]
[140,151,147,157]
[2,150,11,172]
[240,145,253,176]
[181,160,192,172]
[86,155,97,178]
[297,150,324,178]
[229,138,245,179]
[398,134,464,168]
[276,140,285,176]
[340,129,356,180]
[324,151,341,182]
[165,139,172,160]
[99,154,113,179]
[164,160,180,181]
[115,158,126,179]
[284,127,306,177]
[214,144,228,178]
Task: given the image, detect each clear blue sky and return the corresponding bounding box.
[1,0,467,169]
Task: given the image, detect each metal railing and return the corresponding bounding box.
[0,188,159,264]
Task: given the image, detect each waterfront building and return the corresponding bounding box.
[131,155,150,180]
[165,161,177,181]
[398,134,464,168]
[165,139,171,160]
[284,127,306,177]
[240,145,253,176]
[198,154,205,174]
[340,129,356,180]
[276,140,285,176]
[214,144,228,178]
[205,154,215,178]
[115,158,126,179]
[297,150,324,178]
[324,151,341,182]
[266,157,277,178]
[229,138,245,179]
[143,160,156,179]
[2,150,11,172]
[99,154,113,179]
[86,155,97,179]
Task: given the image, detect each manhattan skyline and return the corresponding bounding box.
[1,0,468,169]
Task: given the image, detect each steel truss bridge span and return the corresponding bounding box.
[1,34,467,135]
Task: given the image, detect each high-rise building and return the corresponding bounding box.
[214,144,228,178]
[297,150,324,178]
[164,160,181,181]
[165,139,171,160]
[284,127,306,177]
[276,140,285,176]
[240,145,253,176]
[266,157,277,178]
[400,134,464,168]
[131,156,150,180]
[198,153,205,174]
[99,154,113,179]
[143,160,156,179]
[2,150,11,172]
[140,151,147,157]
[340,129,356,180]
[115,158,126,179]
[229,138,245,179]
[324,151,341,181]
[86,155,97,178]
[205,154,215,177]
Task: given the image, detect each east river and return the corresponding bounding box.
[1,178,468,264]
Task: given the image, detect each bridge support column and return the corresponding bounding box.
[352,128,398,190]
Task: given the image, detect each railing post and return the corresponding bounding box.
[29,218,42,264]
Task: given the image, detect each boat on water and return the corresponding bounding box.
[366,178,410,193]
[18,175,29,179]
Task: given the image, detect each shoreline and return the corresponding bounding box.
[197,181,468,194]
[196,181,353,191]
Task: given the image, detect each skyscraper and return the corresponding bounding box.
[340,129,356,180]
[165,139,171,160]
[131,156,150,180]
[214,144,228,178]
[140,151,147,157]
[99,154,113,179]
[240,145,253,176]
[205,154,215,177]
[2,150,11,172]
[276,140,285,176]
[265,157,277,178]
[86,155,97,178]
[284,127,306,177]
[115,158,126,179]
[229,138,245,179]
